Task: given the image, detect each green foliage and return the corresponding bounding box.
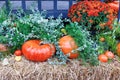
[96,33,117,54]
[64,22,99,65]
[0,9,68,64]
[95,19,119,54]
[112,19,120,40]
[0,7,8,23]
[0,6,8,42]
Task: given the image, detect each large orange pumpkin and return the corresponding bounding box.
[117,43,120,56]
[22,40,55,62]
[59,35,78,59]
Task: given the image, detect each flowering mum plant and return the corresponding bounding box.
[77,0,116,3]
[68,1,117,32]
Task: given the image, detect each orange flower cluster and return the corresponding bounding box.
[68,1,118,30]
[79,0,116,3]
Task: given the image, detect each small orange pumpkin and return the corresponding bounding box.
[100,37,105,42]
[98,54,108,63]
[22,40,55,62]
[59,35,78,59]
[14,49,22,56]
[117,43,120,56]
[104,50,114,59]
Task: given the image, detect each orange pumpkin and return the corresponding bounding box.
[104,50,114,59]
[98,54,108,63]
[117,43,120,56]
[14,49,22,56]
[22,40,55,62]
[100,37,105,42]
[59,35,78,59]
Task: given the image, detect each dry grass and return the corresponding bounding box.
[0,56,120,80]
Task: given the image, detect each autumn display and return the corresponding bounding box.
[0,1,120,80]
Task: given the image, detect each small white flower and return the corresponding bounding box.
[37,18,48,24]
[2,19,11,26]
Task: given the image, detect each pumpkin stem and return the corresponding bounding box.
[61,29,67,35]
[39,41,49,45]
[39,41,44,45]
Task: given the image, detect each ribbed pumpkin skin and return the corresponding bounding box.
[22,40,55,62]
[59,36,78,59]
[117,43,120,56]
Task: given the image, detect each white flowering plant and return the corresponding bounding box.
[0,9,64,53]
[0,9,72,64]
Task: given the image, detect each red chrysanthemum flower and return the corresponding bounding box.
[68,1,118,30]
